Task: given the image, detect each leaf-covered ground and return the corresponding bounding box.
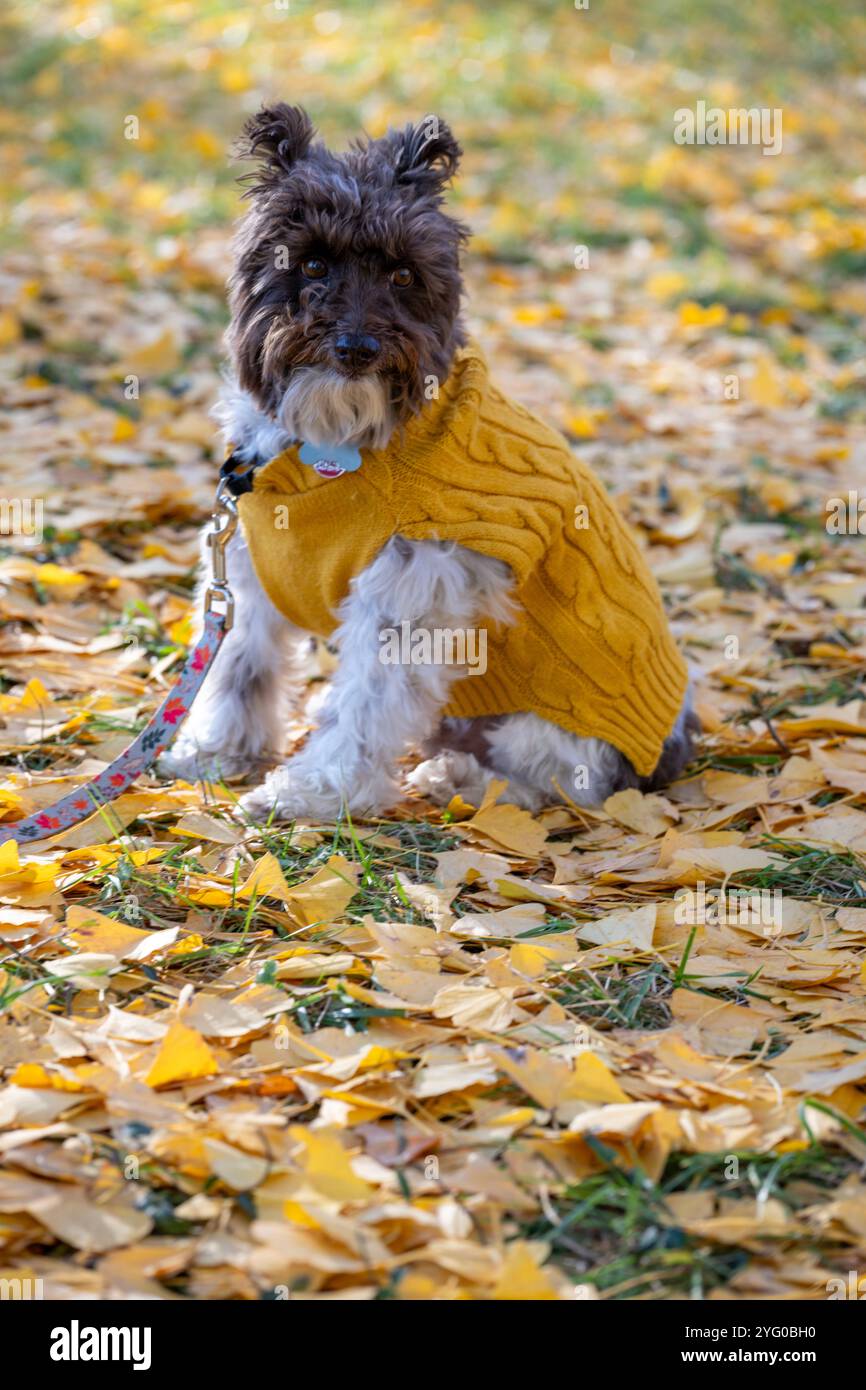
[1,0,866,1300]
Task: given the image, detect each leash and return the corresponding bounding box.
[3,482,238,845]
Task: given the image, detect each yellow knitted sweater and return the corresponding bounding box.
[237,342,687,775]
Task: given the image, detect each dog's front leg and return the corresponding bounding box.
[158,528,299,783]
[239,538,511,822]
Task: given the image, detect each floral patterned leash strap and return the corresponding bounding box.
[5,482,238,845]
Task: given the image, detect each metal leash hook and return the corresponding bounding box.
[204,478,238,631]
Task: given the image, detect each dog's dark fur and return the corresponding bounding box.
[228,104,469,420]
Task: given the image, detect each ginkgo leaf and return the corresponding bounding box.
[27,1191,152,1254]
[491,1242,561,1300]
[64,904,176,960]
[50,953,117,990]
[461,781,549,856]
[509,934,578,977]
[432,978,519,1030]
[237,851,294,903]
[495,1047,629,1110]
[204,1139,269,1191]
[451,902,547,939]
[568,1101,661,1137]
[286,855,360,925]
[668,845,782,882]
[289,1127,373,1202]
[145,1020,219,1088]
[8,1063,86,1092]
[604,788,677,835]
[577,903,656,951]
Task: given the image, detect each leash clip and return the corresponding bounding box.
[204,479,238,631]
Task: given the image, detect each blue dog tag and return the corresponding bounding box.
[298,441,363,479]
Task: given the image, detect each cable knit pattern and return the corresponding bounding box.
[237,342,688,775]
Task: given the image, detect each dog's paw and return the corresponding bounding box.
[407,751,543,811]
[238,765,344,824]
[157,738,258,785]
[407,751,492,808]
[238,758,398,824]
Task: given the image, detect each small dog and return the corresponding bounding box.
[159,105,696,819]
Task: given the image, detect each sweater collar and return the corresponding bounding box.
[382,339,488,465]
[260,340,489,480]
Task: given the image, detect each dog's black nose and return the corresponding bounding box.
[335,332,381,369]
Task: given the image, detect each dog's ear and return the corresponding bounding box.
[393,117,462,192]
[237,104,315,190]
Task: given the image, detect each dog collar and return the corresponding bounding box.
[219,438,363,495]
[298,440,362,479]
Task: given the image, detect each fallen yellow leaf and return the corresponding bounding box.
[145,1019,219,1088]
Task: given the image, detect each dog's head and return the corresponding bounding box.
[228,104,469,446]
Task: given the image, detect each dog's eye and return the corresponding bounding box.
[301,257,328,279]
[389,266,414,288]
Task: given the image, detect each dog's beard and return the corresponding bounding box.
[277,366,395,449]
